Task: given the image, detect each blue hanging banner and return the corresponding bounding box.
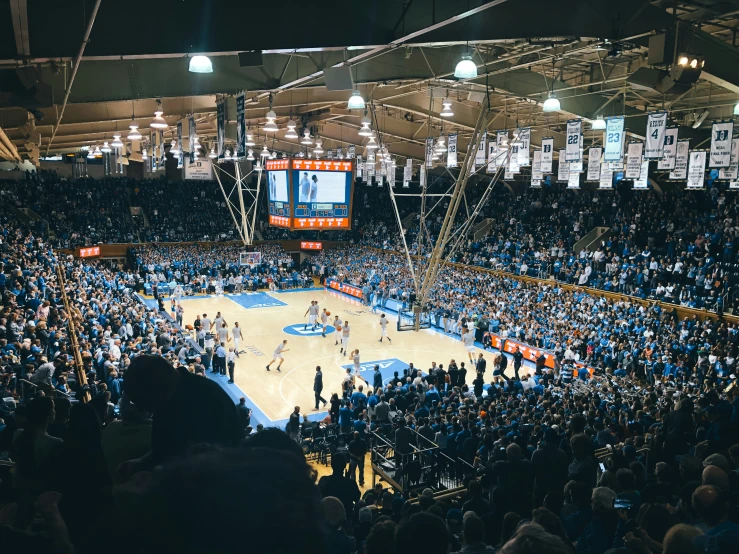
[603,116,625,162]
[217,102,226,160]
[236,92,246,158]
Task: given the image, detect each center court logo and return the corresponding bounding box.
[282,324,336,337]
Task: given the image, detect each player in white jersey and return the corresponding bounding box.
[351,349,361,377]
[333,315,343,345]
[217,322,230,345]
[340,321,351,356]
[232,322,243,356]
[320,308,329,338]
[266,339,289,372]
[378,313,391,343]
[304,300,320,331]
[462,330,476,364]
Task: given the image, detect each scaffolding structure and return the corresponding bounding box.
[213,161,264,246]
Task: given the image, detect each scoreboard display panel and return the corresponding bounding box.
[265,159,291,227]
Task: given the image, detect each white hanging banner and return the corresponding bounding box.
[570,159,583,173]
[567,170,580,189]
[604,116,625,162]
[599,164,613,189]
[495,130,508,168]
[425,137,435,168]
[730,181,739,189]
[357,155,363,178]
[541,137,554,173]
[420,165,427,188]
[475,131,487,168]
[531,150,543,181]
[516,127,531,166]
[687,150,706,188]
[669,139,690,180]
[504,166,514,180]
[587,147,602,181]
[608,160,624,171]
[718,138,739,180]
[710,121,734,167]
[625,142,644,179]
[348,145,356,158]
[557,150,570,181]
[645,111,668,159]
[565,119,582,161]
[657,127,679,170]
[509,144,520,173]
[531,180,542,187]
[447,133,458,168]
[634,160,650,189]
[486,140,497,174]
[403,158,412,184]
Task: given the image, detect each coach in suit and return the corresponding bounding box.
[313,366,327,410]
[372,365,383,392]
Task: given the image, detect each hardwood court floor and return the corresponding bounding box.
[177,288,481,425]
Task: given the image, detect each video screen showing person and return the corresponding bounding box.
[267,171,289,203]
[295,170,347,204]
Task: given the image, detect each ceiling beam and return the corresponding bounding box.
[9,0,30,58]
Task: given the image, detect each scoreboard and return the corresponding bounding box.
[265,158,354,230]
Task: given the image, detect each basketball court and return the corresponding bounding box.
[171,286,488,428]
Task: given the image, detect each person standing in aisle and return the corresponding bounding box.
[266,340,289,372]
[341,320,351,356]
[227,347,236,384]
[313,366,327,411]
[378,313,392,343]
[232,322,243,356]
[215,341,227,376]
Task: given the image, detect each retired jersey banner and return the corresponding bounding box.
[357,155,363,178]
[532,150,543,181]
[625,142,644,179]
[634,160,649,189]
[486,140,497,173]
[348,145,355,159]
[541,137,554,173]
[496,130,508,168]
[687,150,706,188]
[657,127,678,170]
[587,147,602,181]
[645,111,668,159]
[504,166,514,180]
[557,150,570,181]
[403,158,411,186]
[447,133,458,168]
[177,120,183,160]
[516,127,531,166]
[710,121,734,167]
[236,92,246,158]
[567,170,580,189]
[420,165,426,188]
[730,181,739,189]
[604,116,625,162]
[599,164,613,189]
[425,137,435,168]
[509,144,520,173]
[188,114,196,166]
[216,102,225,158]
[718,139,739,180]
[474,131,487,168]
[565,119,582,161]
[670,139,690,180]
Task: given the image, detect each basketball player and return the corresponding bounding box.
[232,322,243,356]
[378,313,391,343]
[304,300,319,331]
[333,314,343,345]
[351,349,361,378]
[320,308,329,338]
[340,320,351,356]
[266,339,289,372]
[217,321,230,346]
[462,328,476,365]
[213,311,227,331]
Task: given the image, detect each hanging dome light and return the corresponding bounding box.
[591,116,606,130]
[454,54,477,79]
[150,100,168,129]
[254,160,263,171]
[142,148,148,160]
[347,90,365,110]
[314,139,324,155]
[246,149,255,161]
[431,150,440,161]
[192,134,201,148]
[209,148,217,159]
[111,133,123,148]
[170,140,179,155]
[285,119,298,139]
[260,144,270,158]
[366,136,378,149]
[440,100,454,117]
[300,128,313,145]
[128,124,142,141]
[435,136,447,153]
[101,141,111,153]
[542,93,561,113]
[189,55,213,74]
[358,116,373,137]
[87,148,95,159]
[269,150,276,159]
[245,133,255,147]
[263,110,278,133]
[93,145,102,155]
[297,151,305,158]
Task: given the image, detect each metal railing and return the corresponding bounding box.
[55,264,90,402]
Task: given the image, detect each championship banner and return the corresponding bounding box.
[541,137,554,173]
[730,181,739,189]
[357,155,363,178]
[336,147,343,159]
[177,120,183,160]
[604,116,625,162]
[557,150,570,181]
[608,160,624,171]
[718,139,739,180]
[425,137,435,168]
[420,165,427,188]
[236,92,246,158]
[509,145,520,173]
[348,145,356,159]
[216,102,225,158]
[516,127,531,166]
[567,170,580,189]
[474,131,487,168]
[447,133,458,168]
[531,180,542,187]
[486,140,497,174]
[504,166,514,180]
[710,121,734,167]
[587,147,602,181]
[687,150,706,188]
[188,114,196,166]
[634,160,649,189]
[645,111,668,159]
[363,161,371,183]
[565,119,582,161]
[403,158,412,187]
[625,142,644,179]
[531,150,543,181]
[657,127,679,170]
[669,139,690,180]
[495,130,509,168]
[599,164,613,189]
[389,161,396,187]
[570,157,583,173]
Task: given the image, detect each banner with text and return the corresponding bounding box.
[718,139,739,180]
[710,121,734,168]
[669,139,690,180]
[687,150,706,188]
[236,92,246,158]
[565,119,582,161]
[604,116,625,162]
[447,133,458,168]
[517,127,531,166]
[625,142,644,179]
[541,137,554,173]
[645,111,668,159]
[657,127,678,170]
[587,147,602,181]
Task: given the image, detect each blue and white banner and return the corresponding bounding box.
[645,111,668,159]
[516,127,531,166]
[403,158,412,187]
[557,150,569,181]
[216,102,225,159]
[509,144,520,173]
[425,137,435,168]
[357,155,363,178]
[531,150,543,181]
[447,133,458,168]
[657,127,678,170]
[634,160,649,189]
[565,119,582,161]
[604,116,625,162]
[710,121,734,167]
[474,131,487,169]
[236,92,246,158]
[486,139,497,174]
[625,142,644,179]
[687,150,706,188]
[494,130,509,169]
[669,139,690,180]
[188,114,196,166]
[718,139,739,180]
[348,145,356,159]
[599,164,613,189]
[567,170,580,189]
[541,137,554,173]
[587,147,602,181]
[177,120,183,160]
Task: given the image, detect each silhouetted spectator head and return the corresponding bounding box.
[396,512,448,554]
[123,355,178,412]
[243,428,306,460]
[592,487,616,514]
[702,466,729,491]
[366,520,396,554]
[500,522,573,554]
[692,485,727,528]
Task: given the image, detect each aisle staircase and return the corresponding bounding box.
[573,226,612,254]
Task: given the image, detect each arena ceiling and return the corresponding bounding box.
[1,0,739,164]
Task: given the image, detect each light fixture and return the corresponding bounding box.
[435,136,447,153]
[170,140,179,155]
[454,53,477,79]
[209,148,217,159]
[260,144,270,158]
[440,99,454,117]
[301,128,313,145]
[358,115,373,137]
[263,110,278,133]
[592,116,607,130]
[366,136,378,149]
[254,160,263,171]
[93,145,101,155]
[128,124,142,141]
[269,151,276,159]
[678,55,689,66]
[189,55,213,73]
[314,139,324,155]
[245,133,255,147]
[150,100,168,129]
[101,141,111,153]
[542,93,561,113]
[431,150,440,161]
[247,149,255,161]
[111,133,123,148]
[142,149,148,160]
[285,119,298,139]
[347,90,365,110]
[87,149,95,159]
